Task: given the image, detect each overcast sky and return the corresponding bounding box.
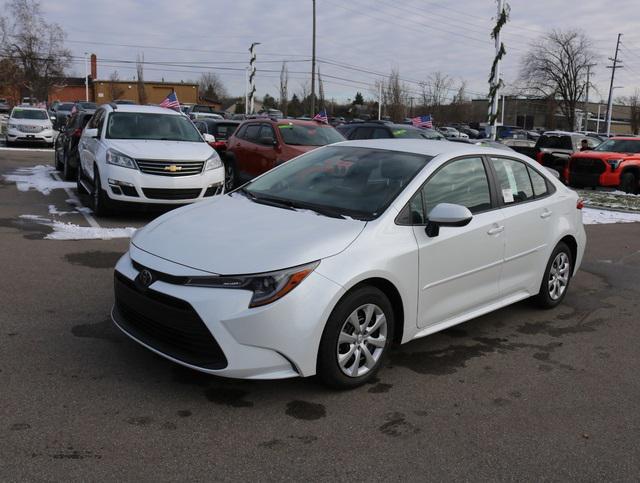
[42,0,640,104]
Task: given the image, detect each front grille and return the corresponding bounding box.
[570,158,606,175]
[136,159,205,177]
[113,271,227,369]
[142,188,202,200]
[203,184,224,197]
[18,125,44,133]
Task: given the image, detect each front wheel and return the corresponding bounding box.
[534,242,573,309]
[54,142,63,171]
[317,286,394,389]
[620,172,638,195]
[62,150,75,181]
[223,159,236,192]
[91,169,113,217]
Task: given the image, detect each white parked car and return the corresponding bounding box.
[5,106,55,147]
[112,139,586,388]
[78,104,224,215]
[439,126,469,140]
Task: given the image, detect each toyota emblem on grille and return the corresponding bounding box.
[164,165,182,172]
[139,269,154,287]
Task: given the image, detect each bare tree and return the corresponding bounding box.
[298,80,310,115]
[136,53,147,105]
[617,89,640,135]
[199,72,228,101]
[0,0,72,102]
[109,70,124,101]
[279,62,288,116]
[520,29,597,130]
[385,68,408,121]
[420,71,453,108]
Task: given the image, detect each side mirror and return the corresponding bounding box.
[84,128,99,138]
[425,203,473,237]
[203,133,215,143]
[259,136,277,146]
[50,116,56,122]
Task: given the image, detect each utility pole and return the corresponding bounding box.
[378,82,382,120]
[244,67,249,116]
[605,33,623,136]
[84,52,89,102]
[582,64,595,131]
[248,42,260,114]
[488,0,505,141]
[501,94,506,125]
[310,0,317,116]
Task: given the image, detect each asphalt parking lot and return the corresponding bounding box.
[1,148,640,481]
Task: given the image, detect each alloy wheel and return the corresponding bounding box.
[548,252,570,300]
[337,303,387,378]
[224,162,235,191]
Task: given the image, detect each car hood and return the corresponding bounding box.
[131,193,367,274]
[572,151,640,160]
[106,139,214,161]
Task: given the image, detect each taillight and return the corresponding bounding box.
[73,128,82,137]
[576,199,584,210]
[536,151,544,164]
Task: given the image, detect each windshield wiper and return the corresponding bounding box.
[288,202,346,219]
[235,188,296,211]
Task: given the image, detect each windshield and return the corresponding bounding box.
[594,139,640,153]
[76,102,96,110]
[242,146,432,220]
[278,123,344,146]
[57,103,75,111]
[419,129,445,140]
[106,112,203,141]
[11,109,48,120]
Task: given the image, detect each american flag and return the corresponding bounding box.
[411,114,433,129]
[160,91,180,110]
[313,109,328,123]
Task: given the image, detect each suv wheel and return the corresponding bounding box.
[224,159,236,191]
[91,169,112,217]
[317,286,394,389]
[620,172,638,194]
[54,142,63,171]
[535,242,573,309]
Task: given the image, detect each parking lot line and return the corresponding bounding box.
[51,171,101,229]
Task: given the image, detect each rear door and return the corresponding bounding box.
[232,123,261,181]
[488,156,557,297]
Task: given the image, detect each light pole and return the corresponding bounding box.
[248,42,260,114]
[310,0,317,116]
[84,52,89,102]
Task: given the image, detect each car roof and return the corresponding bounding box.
[241,118,332,127]
[335,138,522,158]
[103,104,182,115]
[611,136,640,140]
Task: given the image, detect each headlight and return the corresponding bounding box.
[8,123,18,129]
[607,159,623,170]
[106,149,137,169]
[205,152,222,171]
[184,261,319,307]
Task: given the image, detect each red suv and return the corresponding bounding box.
[568,137,640,194]
[224,118,344,190]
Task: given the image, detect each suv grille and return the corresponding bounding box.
[113,271,227,369]
[18,125,45,133]
[136,159,205,176]
[142,188,202,200]
[569,158,606,187]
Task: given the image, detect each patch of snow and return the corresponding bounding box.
[48,204,71,215]
[582,208,640,225]
[45,222,136,240]
[3,165,74,195]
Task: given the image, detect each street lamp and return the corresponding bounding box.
[84,52,89,102]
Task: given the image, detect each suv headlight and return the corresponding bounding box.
[106,149,137,169]
[8,123,18,129]
[606,159,623,170]
[205,152,222,171]
[184,261,319,307]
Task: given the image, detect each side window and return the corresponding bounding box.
[194,121,207,134]
[352,127,373,140]
[371,128,390,139]
[423,157,492,215]
[528,166,549,197]
[244,124,262,143]
[96,111,106,133]
[586,137,600,149]
[259,124,275,142]
[235,124,247,139]
[490,157,534,205]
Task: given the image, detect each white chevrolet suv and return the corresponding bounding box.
[78,104,224,216]
[5,106,55,147]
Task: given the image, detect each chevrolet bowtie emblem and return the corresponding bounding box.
[164,165,182,172]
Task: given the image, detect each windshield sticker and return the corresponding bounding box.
[278,124,294,129]
[393,129,406,136]
[502,188,514,204]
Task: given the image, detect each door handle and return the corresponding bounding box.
[487,225,504,235]
[540,210,552,219]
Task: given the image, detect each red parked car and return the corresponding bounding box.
[567,137,640,194]
[224,118,344,191]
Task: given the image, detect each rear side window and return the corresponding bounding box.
[352,127,373,140]
[244,124,262,143]
[528,167,549,197]
[536,135,572,150]
[490,157,534,205]
[212,123,238,140]
[371,128,390,139]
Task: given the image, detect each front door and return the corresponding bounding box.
[413,157,505,328]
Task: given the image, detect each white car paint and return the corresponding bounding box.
[113,139,586,380]
[78,104,224,205]
[5,107,54,146]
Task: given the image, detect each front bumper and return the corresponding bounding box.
[100,163,225,205]
[6,127,54,144]
[111,249,345,379]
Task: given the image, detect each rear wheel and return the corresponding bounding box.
[62,150,75,181]
[534,242,573,309]
[620,172,638,194]
[54,141,63,171]
[317,286,394,389]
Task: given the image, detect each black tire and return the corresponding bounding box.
[76,162,88,195]
[534,242,573,309]
[91,168,113,217]
[62,150,75,181]
[54,141,63,171]
[317,286,394,389]
[620,172,638,195]
[223,159,236,192]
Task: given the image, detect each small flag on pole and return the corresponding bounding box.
[160,91,180,110]
[411,114,433,129]
[313,110,328,123]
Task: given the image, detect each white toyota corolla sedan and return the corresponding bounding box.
[112,139,586,388]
